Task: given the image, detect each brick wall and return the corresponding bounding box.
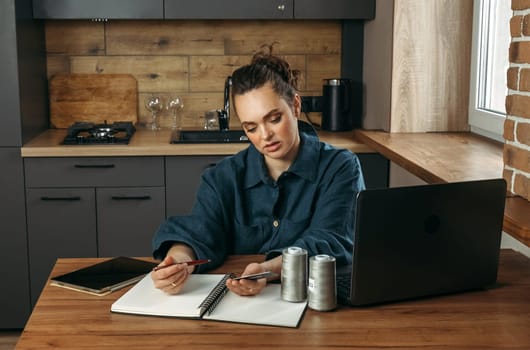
[45,20,341,129]
[504,1,530,201]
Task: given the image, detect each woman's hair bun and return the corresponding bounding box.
[250,49,300,89]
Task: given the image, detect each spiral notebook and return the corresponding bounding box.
[111,273,307,328]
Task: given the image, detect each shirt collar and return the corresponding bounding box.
[288,133,320,182]
[243,132,320,189]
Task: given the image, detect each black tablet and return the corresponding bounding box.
[50,257,157,296]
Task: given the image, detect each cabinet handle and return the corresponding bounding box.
[74,164,115,169]
[40,196,81,201]
[111,195,151,201]
[277,4,286,11]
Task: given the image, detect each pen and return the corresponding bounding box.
[152,259,211,271]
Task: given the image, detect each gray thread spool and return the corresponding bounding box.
[308,254,336,311]
[281,247,308,302]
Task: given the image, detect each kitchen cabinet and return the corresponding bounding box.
[32,0,164,19]
[33,0,374,20]
[0,4,23,147]
[25,188,97,306]
[294,0,375,19]
[1,0,47,146]
[24,156,165,305]
[0,0,47,329]
[166,156,227,216]
[24,156,165,188]
[0,149,31,328]
[97,187,165,257]
[357,153,389,189]
[165,0,375,19]
[165,0,293,19]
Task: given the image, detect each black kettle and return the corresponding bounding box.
[321,78,353,131]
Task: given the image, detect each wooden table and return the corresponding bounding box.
[16,251,530,349]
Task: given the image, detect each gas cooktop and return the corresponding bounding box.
[62,121,136,145]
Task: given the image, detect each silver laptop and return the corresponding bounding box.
[337,178,507,306]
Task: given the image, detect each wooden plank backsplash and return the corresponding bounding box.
[45,20,341,129]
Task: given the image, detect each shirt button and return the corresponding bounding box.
[273,220,280,228]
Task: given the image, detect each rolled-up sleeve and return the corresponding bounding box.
[152,167,231,272]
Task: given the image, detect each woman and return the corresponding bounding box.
[151,52,365,296]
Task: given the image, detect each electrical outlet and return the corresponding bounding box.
[301,96,322,113]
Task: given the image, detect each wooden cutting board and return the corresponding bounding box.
[49,73,138,128]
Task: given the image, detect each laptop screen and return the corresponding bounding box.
[338,178,506,306]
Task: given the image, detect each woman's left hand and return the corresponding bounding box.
[226,262,267,296]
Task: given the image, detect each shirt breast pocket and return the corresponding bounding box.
[276,216,312,246]
[233,220,266,254]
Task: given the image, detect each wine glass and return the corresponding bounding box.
[145,95,164,131]
[167,95,184,130]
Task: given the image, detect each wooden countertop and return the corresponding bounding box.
[355,129,530,248]
[20,128,374,157]
[15,251,530,349]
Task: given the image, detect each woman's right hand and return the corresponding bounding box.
[150,255,191,294]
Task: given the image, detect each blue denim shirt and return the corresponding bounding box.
[152,133,365,272]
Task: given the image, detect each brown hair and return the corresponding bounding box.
[231,51,301,109]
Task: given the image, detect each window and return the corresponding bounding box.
[469,0,511,142]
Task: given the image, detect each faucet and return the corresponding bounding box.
[217,76,231,131]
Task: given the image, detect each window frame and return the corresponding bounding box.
[468,0,507,142]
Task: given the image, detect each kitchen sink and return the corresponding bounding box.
[171,130,250,144]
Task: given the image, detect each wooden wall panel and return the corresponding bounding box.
[219,21,342,55]
[190,55,250,92]
[280,55,307,90]
[45,21,104,55]
[46,56,70,79]
[106,21,225,55]
[45,20,341,128]
[105,21,341,56]
[70,56,189,92]
[306,55,341,91]
[190,54,307,92]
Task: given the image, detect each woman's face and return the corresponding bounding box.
[234,83,301,164]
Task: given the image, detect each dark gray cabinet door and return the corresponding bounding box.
[165,0,293,19]
[26,188,97,306]
[0,148,30,328]
[357,153,389,189]
[0,0,47,328]
[1,0,47,147]
[166,156,227,216]
[294,0,375,19]
[33,0,164,19]
[25,157,164,188]
[97,187,166,257]
[0,1,22,146]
